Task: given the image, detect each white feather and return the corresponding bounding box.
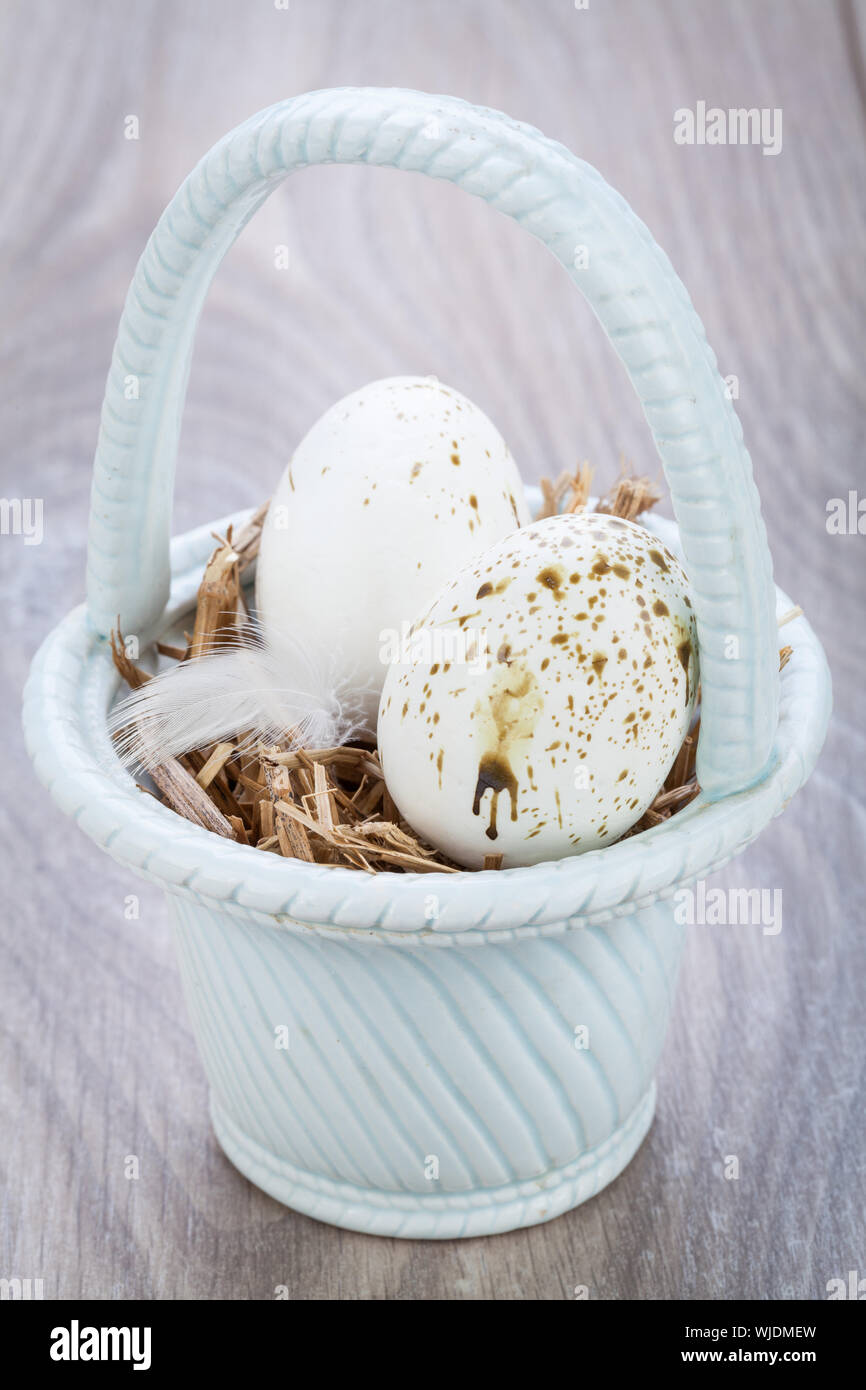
[109,620,371,770]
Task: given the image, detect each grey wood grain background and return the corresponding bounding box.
[1,0,864,1300]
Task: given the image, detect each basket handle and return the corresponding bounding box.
[86,87,778,801]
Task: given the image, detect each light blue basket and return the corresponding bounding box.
[23,90,830,1238]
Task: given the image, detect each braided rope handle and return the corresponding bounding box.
[86,87,778,799]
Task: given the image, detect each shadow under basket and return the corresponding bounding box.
[23,89,831,1239]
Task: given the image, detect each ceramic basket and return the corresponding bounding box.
[24,89,831,1239]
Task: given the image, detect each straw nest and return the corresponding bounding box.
[112,467,794,874]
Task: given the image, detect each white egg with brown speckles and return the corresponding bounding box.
[377,512,699,868]
[256,376,529,729]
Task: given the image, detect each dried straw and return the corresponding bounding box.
[109,475,796,872]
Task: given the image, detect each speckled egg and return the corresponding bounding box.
[377,511,699,868]
[256,376,529,729]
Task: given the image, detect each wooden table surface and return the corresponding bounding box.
[2,0,864,1300]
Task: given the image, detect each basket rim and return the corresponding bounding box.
[23,512,831,937]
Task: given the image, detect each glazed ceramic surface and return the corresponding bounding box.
[23,90,831,1237]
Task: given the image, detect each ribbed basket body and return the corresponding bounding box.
[168,891,683,1238]
[24,503,831,1236]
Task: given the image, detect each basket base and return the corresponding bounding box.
[210,1082,656,1240]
